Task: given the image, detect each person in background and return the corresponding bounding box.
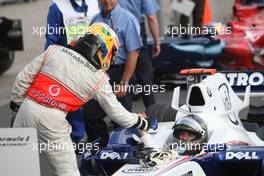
[119,0,161,108]
[45,0,100,147]
[83,0,143,147]
[11,23,151,176]
[173,0,205,38]
[179,0,205,28]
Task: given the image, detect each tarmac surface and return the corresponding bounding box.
[0,0,234,175]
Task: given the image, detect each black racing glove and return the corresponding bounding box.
[132,114,158,131]
[10,101,20,127]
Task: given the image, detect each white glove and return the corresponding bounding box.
[140,133,158,150]
[140,150,179,168]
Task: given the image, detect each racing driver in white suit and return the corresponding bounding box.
[10,22,150,176]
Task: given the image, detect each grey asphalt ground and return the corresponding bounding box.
[0,0,234,175]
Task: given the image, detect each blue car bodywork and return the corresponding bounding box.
[148,36,226,82]
[80,128,264,176]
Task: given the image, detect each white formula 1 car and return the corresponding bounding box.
[80,69,264,176]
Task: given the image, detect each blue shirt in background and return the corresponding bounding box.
[118,0,160,24]
[92,4,142,65]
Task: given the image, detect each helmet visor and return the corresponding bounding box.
[173,117,206,138]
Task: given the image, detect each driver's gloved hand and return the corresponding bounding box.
[10,101,20,127]
[133,112,158,132]
[139,148,179,168]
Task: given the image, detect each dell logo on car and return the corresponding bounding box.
[226,152,259,160]
[100,152,128,160]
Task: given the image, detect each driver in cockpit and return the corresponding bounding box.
[139,114,208,167]
[165,114,208,155]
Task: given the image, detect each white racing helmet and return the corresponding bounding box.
[172,115,208,155]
